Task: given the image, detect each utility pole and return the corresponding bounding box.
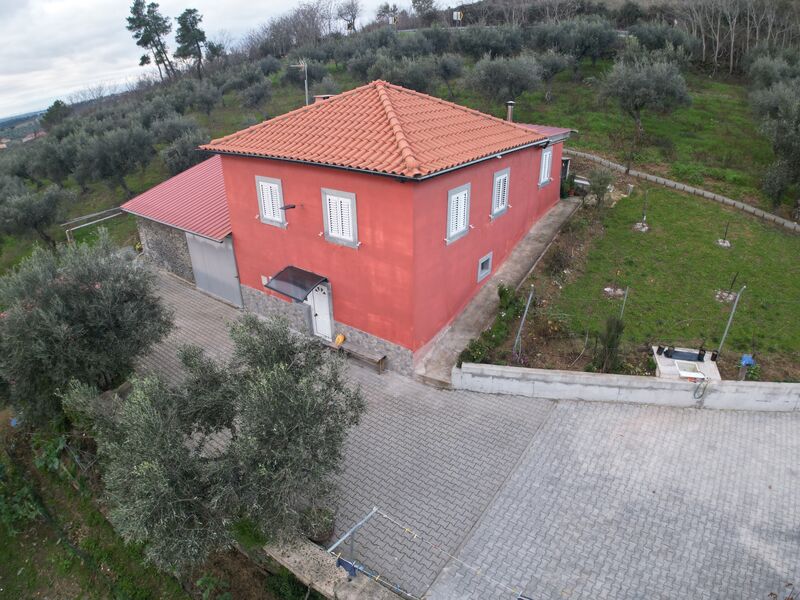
[291,59,309,106]
[718,285,746,355]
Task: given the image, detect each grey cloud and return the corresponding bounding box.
[0,0,388,117]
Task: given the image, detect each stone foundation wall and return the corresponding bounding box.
[137,218,194,283]
[241,285,413,376]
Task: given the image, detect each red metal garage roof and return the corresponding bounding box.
[121,155,231,242]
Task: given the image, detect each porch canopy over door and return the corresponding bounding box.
[266,265,327,302]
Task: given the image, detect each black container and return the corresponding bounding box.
[657,345,664,355]
[665,346,674,358]
[710,351,718,362]
[697,349,706,361]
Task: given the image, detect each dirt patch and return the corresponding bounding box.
[603,286,626,299]
[188,549,278,600]
[715,289,737,303]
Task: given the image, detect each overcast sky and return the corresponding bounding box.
[0,0,392,118]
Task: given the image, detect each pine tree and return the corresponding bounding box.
[175,8,207,79]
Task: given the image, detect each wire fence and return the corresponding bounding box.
[328,507,536,600]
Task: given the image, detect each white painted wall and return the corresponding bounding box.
[452,363,800,412]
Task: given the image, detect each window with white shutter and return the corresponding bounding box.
[539,147,553,186]
[492,168,510,217]
[322,189,358,247]
[447,183,471,243]
[256,176,285,226]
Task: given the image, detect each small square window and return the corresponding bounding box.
[477,252,493,282]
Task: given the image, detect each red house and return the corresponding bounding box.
[123,81,569,375]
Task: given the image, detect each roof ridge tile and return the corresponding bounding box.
[374,81,423,177]
[382,81,544,135]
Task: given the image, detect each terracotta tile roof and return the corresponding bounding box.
[201,81,548,178]
[519,123,574,142]
[121,155,230,241]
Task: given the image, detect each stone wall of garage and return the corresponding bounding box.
[136,218,194,283]
[241,285,414,376]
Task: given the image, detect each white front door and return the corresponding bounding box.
[305,283,333,341]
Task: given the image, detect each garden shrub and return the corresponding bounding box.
[545,246,571,276]
[594,315,625,373]
[0,459,40,535]
[459,285,525,365]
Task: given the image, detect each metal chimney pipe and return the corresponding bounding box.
[506,100,515,122]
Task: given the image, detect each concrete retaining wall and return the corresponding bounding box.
[453,363,800,412]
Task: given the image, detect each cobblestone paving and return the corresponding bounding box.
[140,274,556,596]
[143,273,800,600]
[428,401,800,599]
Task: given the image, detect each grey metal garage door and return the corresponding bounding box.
[185,233,243,307]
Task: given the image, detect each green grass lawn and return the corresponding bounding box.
[553,188,800,362]
[450,62,773,208]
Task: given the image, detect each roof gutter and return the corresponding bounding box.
[205,138,550,182]
[122,208,229,243]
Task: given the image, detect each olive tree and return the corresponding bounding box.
[601,56,691,170]
[0,185,75,249]
[0,230,173,426]
[751,80,800,210]
[64,315,365,572]
[437,53,464,97]
[161,130,209,175]
[468,54,541,101]
[76,126,155,196]
[368,53,439,93]
[537,51,573,102]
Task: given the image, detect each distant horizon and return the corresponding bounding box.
[0,108,46,124]
[0,0,394,119]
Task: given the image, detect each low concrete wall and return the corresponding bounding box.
[452,363,800,412]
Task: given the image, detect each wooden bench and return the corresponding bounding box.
[326,340,387,374]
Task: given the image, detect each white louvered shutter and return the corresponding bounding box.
[449,193,460,238]
[326,193,342,238]
[258,180,282,222]
[339,196,353,241]
[540,148,552,184]
[326,193,355,242]
[494,173,509,213]
[449,188,469,238]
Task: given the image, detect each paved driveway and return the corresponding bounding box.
[141,273,800,600]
